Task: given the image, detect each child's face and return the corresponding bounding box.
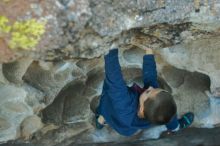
[138,87,167,118]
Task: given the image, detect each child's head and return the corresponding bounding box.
[138,87,176,125]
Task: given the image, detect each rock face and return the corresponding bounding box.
[20,115,43,140]
[0,0,220,145]
[0,85,32,142]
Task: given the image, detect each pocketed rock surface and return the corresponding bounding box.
[0,0,220,145]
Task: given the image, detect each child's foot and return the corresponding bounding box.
[178,112,194,129]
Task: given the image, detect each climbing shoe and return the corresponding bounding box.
[178,112,194,129]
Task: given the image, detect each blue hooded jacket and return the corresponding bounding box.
[97,49,178,136]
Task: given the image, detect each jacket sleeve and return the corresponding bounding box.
[143,55,180,131]
[165,115,179,131]
[104,49,131,108]
[142,55,159,88]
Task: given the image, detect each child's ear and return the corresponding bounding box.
[147,86,153,91]
[138,106,144,118]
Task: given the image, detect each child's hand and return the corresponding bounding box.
[109,42,118,50]
[129,34,152,48]
[145,48,154,55]
[102,40,119,55]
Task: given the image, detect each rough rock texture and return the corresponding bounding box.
[1,0,220,62]
[1,128,220,146]
[0,85,32,142]
[0,65,8,84]
[20,115,43,140]
[2,58,33,84]
[22,61,77,104]
[1,0,220,145]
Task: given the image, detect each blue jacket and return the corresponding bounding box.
[97,49,178,136]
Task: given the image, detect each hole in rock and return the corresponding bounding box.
[162,65,187,88]
[171,70,211,126]
[22,61,54,94]
[86,68,104,91]
[2,58,33,84]
[42,80,90,124]
[123,47,145,64]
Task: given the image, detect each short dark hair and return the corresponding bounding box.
[143,91,177,125]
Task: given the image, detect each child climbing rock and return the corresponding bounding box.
[95,43,194,136]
